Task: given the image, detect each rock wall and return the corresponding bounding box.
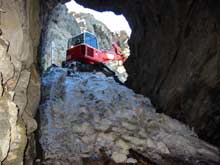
[0,0,40,164]
[75,0,220,147]
[0,0,71,164]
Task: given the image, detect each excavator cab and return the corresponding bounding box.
[67,32,98,49]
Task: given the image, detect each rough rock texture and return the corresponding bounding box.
[39,66,220,165]
[75,0,220,147]
[39,4,80,71]
[0,0,41,164]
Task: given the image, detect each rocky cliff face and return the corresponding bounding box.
[38,66,219,164]
[0,0,40,164]
[39,4,80,71]
[75,0,220,147]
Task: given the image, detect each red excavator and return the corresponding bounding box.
[66,32,126,65]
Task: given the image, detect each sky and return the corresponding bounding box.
[65,1,131,36]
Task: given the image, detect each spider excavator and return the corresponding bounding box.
[63,32,127,83]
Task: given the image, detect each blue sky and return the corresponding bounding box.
[65,1,131,36]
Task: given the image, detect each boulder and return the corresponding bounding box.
[39,66,220,164]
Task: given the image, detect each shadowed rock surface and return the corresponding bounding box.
[39,66,220,165]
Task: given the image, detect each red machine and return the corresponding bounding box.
[66,32,126,64]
